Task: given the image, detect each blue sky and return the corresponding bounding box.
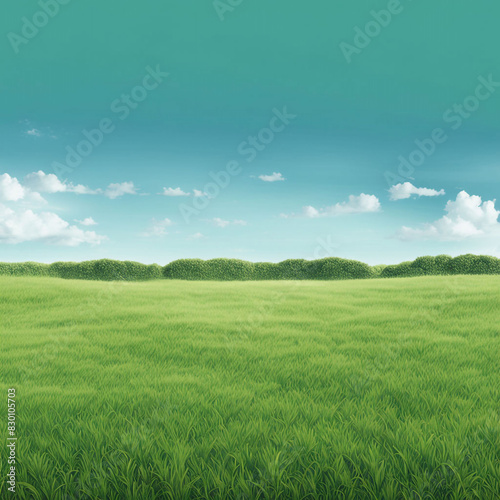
[1,1,500,265]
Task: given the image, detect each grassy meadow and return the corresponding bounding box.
[1,275,499,499]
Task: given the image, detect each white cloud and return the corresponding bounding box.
[104,182,137,199]
[396,191,500,241]
[187,232,205,240]
[389,182,445,201]
[193,189,208,197]
[285,194,381,218]
[23,171,101,196]
[212,218,230,228]
[25,191,47,204]
[208,218,247,228]
[0,174,25,201]
[160,187,208,197]
[327,194,381,215]
[161,187,190,197]
[2,169,135,212]
[24,171,66,193]
[69,184,102,195]
[0,204,106,246]
[75,217,97,226]
[258,172,285,182]
[26,128,41,137]
[142,218,173,237]
[302,206,320,218]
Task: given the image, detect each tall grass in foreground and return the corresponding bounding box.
[1,276,499,499]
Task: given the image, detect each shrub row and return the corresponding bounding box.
[163,258,375,281]
[0,260,162,281]
[0,255,499,281]
[0,262,50,277]
[380,254,500,278]
[47,260,163,281]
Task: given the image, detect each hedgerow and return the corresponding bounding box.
[1,255,499,281]
[371,264,388,277]
[163,259,209,280]
[46,260,162,281]
[306,257,375,280]
[449,254,500,275]
[253,262,281,280]
[380,254,500,278]
[0,262,50,277]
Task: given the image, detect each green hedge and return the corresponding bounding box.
[46,260,163,281]
[163,257,374,281]
[306,258,374,280]
[164,258,254,281]
[380,254,500,278]
[0,255,499,281]
[0,262,50,277]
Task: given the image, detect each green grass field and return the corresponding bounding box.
[1,276,499,499]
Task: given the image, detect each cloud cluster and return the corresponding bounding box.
[75,217,97,226]
[160,187,207,197]
[209,218,247,228]
[0,174,25,201]
[23,170,101,196]
[0,170,119,245]
[0,204,105,246]
[142,218,173,237]
[1,171,137,203]
[285,193,381,219]
[397,191,499,241]
[258,172,285,182]
[389,182,445,201]
[187,232,204,240]
[104,182,137,199]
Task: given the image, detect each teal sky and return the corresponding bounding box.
[1,0,499,264]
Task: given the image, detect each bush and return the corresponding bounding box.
[434,255,453,275]
[1,255,499,281]
[449,254,500,275]
[275,259,310,280]
[89,260,162,281]
[0,262,50,277]
[163,257,374,281]
[371,264,388,277]
[381,254,500,278]
[253,262,281,280]
[49,261,88,280]
[48,260,162,281]
[381,262,421,278]
[163,259,209,280]
[204,259,254,281]
[164,259,254,281]
[469,255,500,274]
[306,258,374,280]
[410,256,438,275]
